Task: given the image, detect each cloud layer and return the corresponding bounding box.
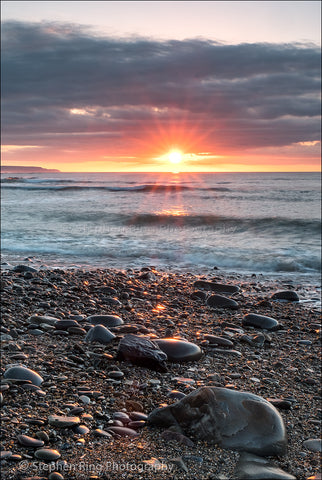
[2,21,321,168]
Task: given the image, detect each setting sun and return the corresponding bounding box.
[168,150,183,164]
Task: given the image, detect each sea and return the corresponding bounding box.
[1,171,321,283]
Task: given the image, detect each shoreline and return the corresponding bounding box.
[1,265,321,479]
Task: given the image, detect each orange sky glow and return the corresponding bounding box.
[1,4,321,173]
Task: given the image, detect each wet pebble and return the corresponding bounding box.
[3,366,43,386]
[271,291,300,301]
[303,438,321,452]
[34,449,61,461]
[85,325,115,344]
[206,294,239,310]
[87,314,123,327]
[48,415,80,428]
[17,434,45,448]
[242,313,279,331]
[154,338,203,362]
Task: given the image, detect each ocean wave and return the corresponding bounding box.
[122,213,321,233]
[2,244,320,274]
[41,210,321,235]
[0,183,196,192]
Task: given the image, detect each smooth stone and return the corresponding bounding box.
[13,264,37,272]
[243,314,279,331]
[29,329,44,336]
[68,327,86,335]
[190,291,207,301]
[17,434,44,448]
[72,425,90,435]
[168,390,186,400]
[101,297,122,306]
[0,334,13,341]
[116,334,168,372]
[35,431,50,443]
[193,280,239,293]
[97,286,117,295]
[3,366,43,386]
[86,314,123,327]
[204,335,234,347]
[48,415,80,428]
[128,420,146,429]
[48,473,64,480]
[240,334,266,347]
[129,412,148,421]
[79,395,91,405]
[55,319,81,330]
[93,428,113,438]
[113,412,131,424]
[271,291,299,302]
[85,325,115,344]
[303,439,322,452]
[28,315,59,326]
[34,449,61,461]
[108,370,124,379]
[234,452,296,479]
[210,348,242,356]
[267,399,292,410]
[107,426,139,437]
[206,295,239,310]
[148,386,287,456]
[154,338,203,362]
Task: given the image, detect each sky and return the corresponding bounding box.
[1,1,321,172]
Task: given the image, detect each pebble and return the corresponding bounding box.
[242,313,279,331]
[168,390,186,400]
[48,473,64,480]
[55,319,81,330]
[34,449,61,461]
[206,294,239,310]
[267,399,293,410]
[79,395,91,405]
[17,434,45,448]
[28,315,59,326]
[154,338,203,362]
[73,425,90,435]
[116,334,168,372]
[87,314,123,327]
[84,324,115,344]
[240,333,266,347]
[303,438,322,452]
[107,426,139,437]
[93,428,113,438]
[271,290,300,301]
[193,280,239,293]
[204,335,234,347]
[108,370,124,379]
[48,415,80,428]
[3,366,43,386]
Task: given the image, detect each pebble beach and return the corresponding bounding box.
[0,264,321,480]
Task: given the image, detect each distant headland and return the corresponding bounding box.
[1,166,60,173]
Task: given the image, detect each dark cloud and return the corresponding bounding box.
[2,21,321,157]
